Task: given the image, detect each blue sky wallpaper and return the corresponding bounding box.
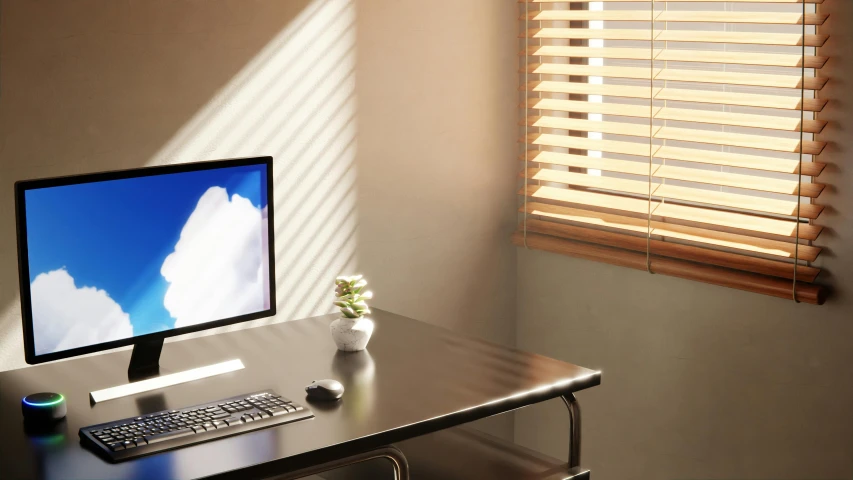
[25,164,270,355]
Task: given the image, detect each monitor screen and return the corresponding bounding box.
[16,158,274,361]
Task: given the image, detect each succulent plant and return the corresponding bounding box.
[334,275,373,319]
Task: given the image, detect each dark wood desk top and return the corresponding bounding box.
[0,309,600,480]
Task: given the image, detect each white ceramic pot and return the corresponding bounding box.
[330,316,374,352]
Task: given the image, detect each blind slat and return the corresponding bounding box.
[525,167,824,219]
[524,135,826,176]
[522,184,823,240]
[527,63,827,90]
[520,0,824,3]
[524,10,828,26]
[657,11,827,25]
[653,106,826,134]
[525,98,827,134]
[525,151,824,197]
[657,126,825,155]
[526,116,826,155]
[656,145,825,176]
[525,28,828,47]
[522,201,821,262]
[526,81,827,111]
[653,165,823,198]
[524,46,828,69]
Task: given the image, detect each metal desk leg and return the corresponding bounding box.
[274,445,410,480]
[561,393,582,469]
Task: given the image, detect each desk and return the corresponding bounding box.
[0,309,601,479]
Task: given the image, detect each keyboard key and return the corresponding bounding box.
[210,412,230,420]
[224,417,240,426]
[144,428,194,445]
[100,436,115,443]
[108,442,125,451]
[202,422,214,430]
[191,425,205,433]
[264,406,287,416]
[211,420,224,428]
[241,415,254,423]
[132,437,147,446]
[121,440,134,449]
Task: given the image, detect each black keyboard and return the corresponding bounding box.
[79,390,313,462]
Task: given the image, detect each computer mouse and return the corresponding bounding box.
[305,379,344,401]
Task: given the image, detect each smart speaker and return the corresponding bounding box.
[21,392,67,424]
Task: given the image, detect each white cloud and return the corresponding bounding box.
[30,268,134,355]
[162,187,270,328]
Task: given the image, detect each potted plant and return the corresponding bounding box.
[330,275,375,351]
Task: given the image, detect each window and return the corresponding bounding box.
[516,0,829,304]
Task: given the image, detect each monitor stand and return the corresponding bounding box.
[128,338,164,381]
[88,339,245,404]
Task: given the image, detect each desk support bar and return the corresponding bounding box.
[275,445,410,480]
[561,393,582,468]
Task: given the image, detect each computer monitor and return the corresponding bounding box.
[15,157,274,377]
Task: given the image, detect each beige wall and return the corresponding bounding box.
[354,0,518,438]
[355,0,517,342]
[0,0,517,434]
[515,1,853,478]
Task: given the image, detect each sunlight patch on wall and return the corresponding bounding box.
[0,295,22,368]
[145,0,358,324]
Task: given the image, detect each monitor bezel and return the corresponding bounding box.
[15,156,276,365]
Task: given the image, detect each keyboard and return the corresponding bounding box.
[79,390,313,462]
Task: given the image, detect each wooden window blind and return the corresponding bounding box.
[516,0,828,304]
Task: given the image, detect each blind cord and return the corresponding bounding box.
[523,0,529,249]
[646,0,655,275]
[793,0,806,303]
